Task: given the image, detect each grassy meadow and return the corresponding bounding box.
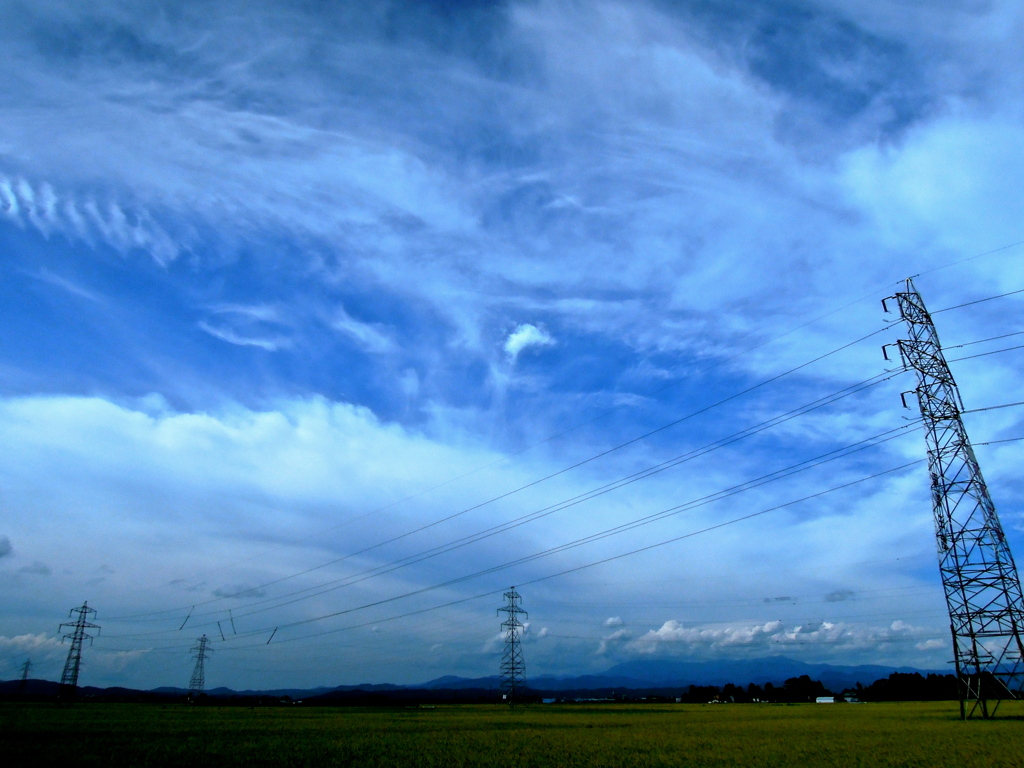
[4,700,1024,768]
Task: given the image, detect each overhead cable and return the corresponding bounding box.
[934,287,1024,314]
[223,458,925,650]
[945,330,1024,350]
[114,370,900,627]
[948,343,1024,364]
[961,402,1024,415]
[106,324,895,621]
[106,430,917,643]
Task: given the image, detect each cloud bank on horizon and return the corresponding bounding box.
[1,0,1023,689]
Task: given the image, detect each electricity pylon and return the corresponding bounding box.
[19,658,31,695]
[189,635,212,696]
[58,602,100,699]
[497,587,527,706]
[885,278,1024,719]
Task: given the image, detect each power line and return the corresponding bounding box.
[914,239,1024,279]
[216,459,923,650]
[537,583,938,609]
[68,250,1024,676]
[545,632,948,645]
[105,436,918,645]
[514,461,921,591]
[115,370,899,629]
[961,402,1024,415]
[933,287,1024,314]
[51,244,1024,638]
[104,418,916,641]
[107,324,894,622]
[96,563,946,659]
[90,266,1024,655]
[109,281,913,609]
[103,327,1015,651]
[945,330,1024,350]
[948,343,1024,364]
[92,555,942,656]
[223,471,924,651]
[976,436,1024,446]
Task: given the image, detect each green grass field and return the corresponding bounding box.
[4,701,1024,768]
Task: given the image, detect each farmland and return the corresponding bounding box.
[3,701,1024,768]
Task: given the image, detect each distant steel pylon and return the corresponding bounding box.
[189,635,212,696]
[497,587,527,705]
[58,602,100,699]
[19,658,31,695]
[886,278,1024,719]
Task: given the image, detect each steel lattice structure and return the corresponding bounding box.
[189,634,212,696]
[497,587,527,705]
[19,658,31,695]
[58,602,100,698]
[886,278,1024,718]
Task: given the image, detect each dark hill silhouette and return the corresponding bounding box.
[0,656,948,703]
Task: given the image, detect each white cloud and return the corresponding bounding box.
[597,628,632,656]
[0,178,19,221]
[198,321,288,351]
[198,304,293,351]
[329,306,393,354]
[0,392,589,643]
[632,620,785,654]
[0,173,180,265]
[841,118,1024,256]
[626,618,935,659]
[0,394,505,517]
[28,269,105,303]
[0,633,62,664]
[504,323,555,363]
[92,647,151,674]
[482,630,508,654]
[603,616,624,627]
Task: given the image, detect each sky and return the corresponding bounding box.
[1,0,1024,691]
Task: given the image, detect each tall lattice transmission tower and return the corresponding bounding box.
[886,278,1024,719]
[58,602,100,699]
[497,587,527,705]
[19,658,31,695]
[189,634,212,696]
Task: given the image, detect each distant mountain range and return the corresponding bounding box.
[415,656,944,695]
[1,656,946,700]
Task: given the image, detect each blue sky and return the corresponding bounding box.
[1,0,1024,690]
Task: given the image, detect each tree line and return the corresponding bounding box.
[676,672,960,703]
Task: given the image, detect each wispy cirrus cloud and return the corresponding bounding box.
[329,306,394,355]
[198,304,293,352]
[0,174,180,264]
